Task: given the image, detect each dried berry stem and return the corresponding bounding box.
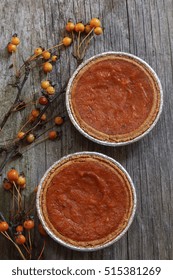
[12,101,36,112]
[81,34,95,59]
[9,188,18,207]
[1,231,26,260]
[28,231,32,251]
[37,239,46,260]
[0,212,6,221]
[13,182,22,212]
[77,31,81,58]
[24,120,41,136]
[23,243,30,255]
[19,118,32,133]
[24,138,47,152]
[79,27,94,47]
[42,42,64,53]
[12,187,15,215]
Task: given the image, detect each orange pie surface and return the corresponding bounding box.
[70,55,160,142]
[41,155,134,247]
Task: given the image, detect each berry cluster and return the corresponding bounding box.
[4,168,26,189]
[41,80,55,95]
[7,34,20,53]
[65,18,103,35]
[16,110,63,148]
[29,36,72,73]
[65,17,103,62]
[0,169,47,259]
[5,34,66,153]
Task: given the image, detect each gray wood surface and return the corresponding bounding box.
[0,0,172,260]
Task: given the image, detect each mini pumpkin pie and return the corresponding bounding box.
[66,52,163,145]
[37,152,136,250]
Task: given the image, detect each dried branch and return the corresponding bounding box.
[0,18,103,173]
[0,64,30,131]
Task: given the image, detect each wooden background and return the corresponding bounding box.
[0,0,172,260]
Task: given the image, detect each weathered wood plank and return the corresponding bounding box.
[0,0,172,260]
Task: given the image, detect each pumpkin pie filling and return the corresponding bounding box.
[40,154,134,247]
[69,54,161,142]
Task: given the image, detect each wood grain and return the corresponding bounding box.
[0,0,172,260]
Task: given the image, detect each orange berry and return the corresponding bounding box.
[54,116,64,125]
[41,80,50,89]
[11,35,20,46]
[23,220,34,230]
[41,113,47,121]
[17,131,25,139]
[0,221,9,232]
[65,22,75,32]
[85,24,92,33]
[34,47,43,56]
[38,223,47,236]
[15,234,26,244]
[94,27,103,35]
[74,22,85,32]
[46,86,55,95]
[51,55,58,62]
[7,43,17,53]
[26,133,35,144]
[43,62,53,73]
[62,37,72,47]
[42,51,51,60]
[48,130,58,140]
[31,109,40,118]
[90,18,101,28]
[7,169,19,183]
[16,225,23,232]
[3,179,12,191]
[39,96,48,105]
[17,175,26,188]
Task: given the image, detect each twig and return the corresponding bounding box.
[0,212,6,221]
[28,231,32,251]
[77,31,81,58]
[12,101,36,112]
[13,182,22,212]
[0,146,19,173]
[0,231,26,260]
[23,243,30,255]
[0,64,30,132]
[37,239,46,260]
[19,118,32,133]
[24,121,41,136]
[81,35,95,59]
[79,27,94,48]
[12,187,15,215]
